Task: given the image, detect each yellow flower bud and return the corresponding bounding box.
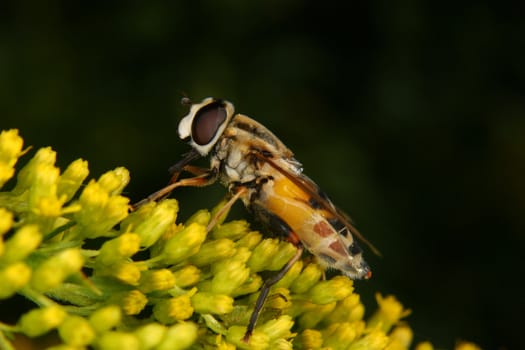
[135,199,178,247]
[14,147,56,194]
[19,305,67,337]
[185,208,210,226]
[57,158,89,202]
[139,269,175,293]
[298,302,336,329]
[31,248,84,292]
[96,232,141,266]
[212,220,250,240]
[0,224,41,264]
[155,322,198,350]
[307,276,354,305]
[153,295,194,323]
[191,292,234,314]
[210,258,250,295]
[58,315,96,346]
[388,325,414,349]
[290,263,323,294]
[172,265,201,288]
[226,325,269,350]
[230,274,263,297]
[190,238,236,266]
[96,331,140,350]
[109,262,141,285]
[296,329,323,349]
[235,230,262,249]
[134,323,167,350]
[455,341,481,350]
[415,341,434,350]
[259,315,294,342]
[266,242,297,271]
[247,238,280,272]
[0,129,24,188]
[160,223,207,264]
[120,290,148,315]
[322,322,358,349]
[98,167,130,196]
[89,305,122,333]
[347,329,389,350]
[274,259,303,290]
[325,294,363,324]
[367,293,411,333]
[0,262,31,299]
[0,207,14,235]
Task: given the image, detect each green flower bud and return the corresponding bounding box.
[235,230,262,249]
[190,238,236,266]
[325,294,364,324]
[321,322,357,349]
[0,262,31,299]
[298,302,335,329]
[139,269,175,293]
[212,220,250,240]
[191,292,234,314]
[14,147,56,195]
[134,323,167,350]
[247,238,280,272]
[153,295,194,323]
[347,330,389,350]
[230,274,263,297]
[266,242,297,271]
[296,329,323,349]
[0,129,24,188]
[89,305,122,333]
[185,208,210,226]
[58,315,96,346]
[367,293,411,333]
[96,331,140,350]
[290,263,323,294]
[31,248,84,292]
[160,223,207,264]
[270,338,293,350]
[155,322,198,350]
[19,305,67,337]
[75,180,129,238]
[98,167,130,196]
[307,276,354,304]
[259,315,294,342]
[226,325,269,350]
[135,199,178,248]
[264,287,291,311]
[0,224,41,264]
[57,158,89,202]
[172,265,201,288]
[119,290,148,316]
[274,260,303,290]
[210,258,250,295]
[0,207,14,235]
[96,232,141,266]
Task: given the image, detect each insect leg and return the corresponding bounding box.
[243,245,304,342]
[206,186,248,231]
[132,169,217,210]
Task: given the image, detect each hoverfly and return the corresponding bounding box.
[136,97,376,340]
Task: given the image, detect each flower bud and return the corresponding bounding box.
[274,260,303,289]
[134,323,167,350]
[415,342,434,350]
[109,262,141,285]
[298,302,335,329]
[172,265,201,288]
[247,238,280,272]
[212,220,250,240]
[455,342,481,350]
[226,325,269,350]
[31,248,84,292]
[367,293,411,333]
[290,263,323,294]
[325,294,363,324]
[191,292,234,314]
[307,276,354,305]
[58,315,96,346]
[347,329,389,350]
[235,230,262,249]
[0,129,24,188]
[0,207,14,235]
[230,274,262,297]
[57,158,89,202]
[266,242,297,271]
[19,305,67,337]
[210,258,250,295]
[96,331,140,350]
[190,238,236,266]
[297,329,323,349]
[135,199,178,248]
[155,322,198,350]
[98,167,130,196]
[120,290,148,315]
[28,163,63,217]
[259,315,294,342]
[0,262,31,298]
[0,224,41,264]
[389,325,414,349]
[160,223,207,264]
[89,305,122,333]
[322,322,357,349]
[139,269,175,293]
[14,147,56,195]
[96,232,141,266]
[185,209,210,226]
[153,295,194,323]
[210,198,233,227]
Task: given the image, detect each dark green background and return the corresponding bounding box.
[2,1,524,349]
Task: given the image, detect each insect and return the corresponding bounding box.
[136,97,376,340]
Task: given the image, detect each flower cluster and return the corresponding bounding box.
[0,129,480,350]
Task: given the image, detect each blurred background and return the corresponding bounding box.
[1,1,524,348]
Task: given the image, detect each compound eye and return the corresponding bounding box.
[192,102,227,145]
